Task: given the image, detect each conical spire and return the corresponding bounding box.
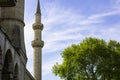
[35,0,41,23]
[36,0,41,14]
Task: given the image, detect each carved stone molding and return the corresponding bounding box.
[32,40,44,48]
[32,23,43,30]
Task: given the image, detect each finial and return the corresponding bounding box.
[36,0,41,14]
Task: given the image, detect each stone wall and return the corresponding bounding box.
[0,28,33,80]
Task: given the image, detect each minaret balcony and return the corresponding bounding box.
[32,23,43,30]
[32,39,44,48]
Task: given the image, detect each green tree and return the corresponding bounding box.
[52,37,120,80]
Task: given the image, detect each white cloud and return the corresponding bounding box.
[42,56,62,76]
[111,0,120,10]
[99,25,120,41]
[88,10,120,20]
[41,1,120,54]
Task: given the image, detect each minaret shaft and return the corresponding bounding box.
[35,14,41,23]
[34,30,42,40]
[33,48,42,80]
[32,0,44,80]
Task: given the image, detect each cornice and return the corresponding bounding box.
[32,23,43,30]
[31,39,44,48]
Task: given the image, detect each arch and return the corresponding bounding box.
[2,49,13,80]
[14,64,19,80]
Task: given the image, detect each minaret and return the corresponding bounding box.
[32,0,44,80]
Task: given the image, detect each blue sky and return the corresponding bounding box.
[24,0,120,80]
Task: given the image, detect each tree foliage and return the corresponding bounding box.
[52,37,120,80]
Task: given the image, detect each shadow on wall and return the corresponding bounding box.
[0,0,16,7]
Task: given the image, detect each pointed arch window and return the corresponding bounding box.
[2,50,13,80]
[14,64,19,80]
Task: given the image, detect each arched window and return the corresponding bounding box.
[2,50,13,80]
[14,64,19,80]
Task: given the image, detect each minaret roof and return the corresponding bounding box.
[36,0,41,14]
